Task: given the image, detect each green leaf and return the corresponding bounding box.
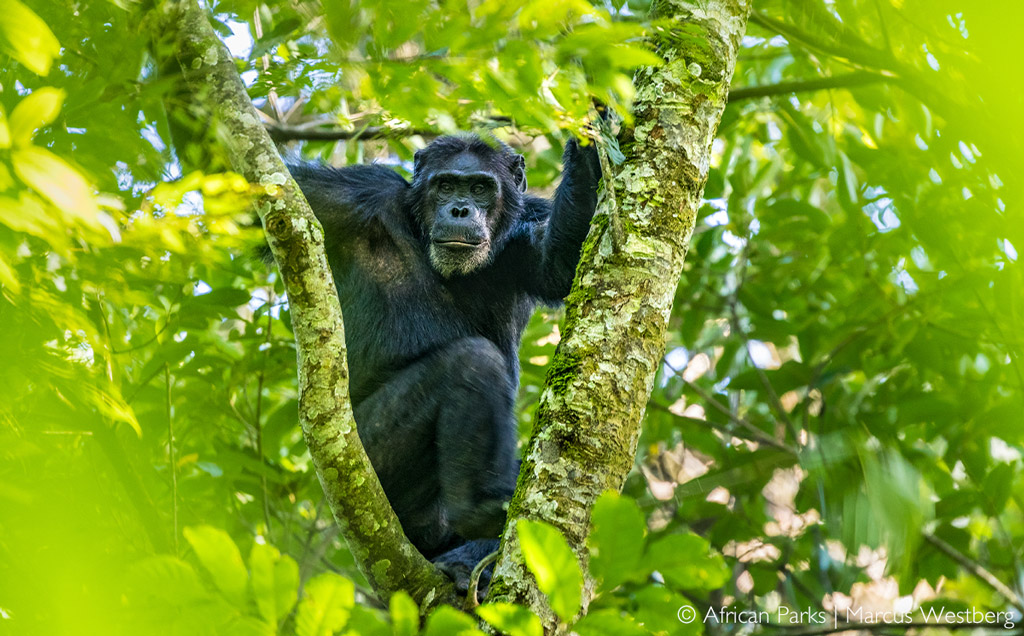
[837,151,859,210]
[517,519,582,621]
[983,464,1014,512]
[476,602,543,636]
[0,105,9,148]
[631,586,701,636]
[607,44,664,70]
[183,526,249,605]
[0,254,20,293]
[639,532,729,591]
[587,492,646,592]
[249,542,299,627]
[423,605,485,636]
[0,0,61,75]
[345,605,392,636]
[185,287,254,309]
[389,591,419,636]
[124,555,207,605]
[9,88,64,147]
[572,609,647,636]
[294,572,355,636]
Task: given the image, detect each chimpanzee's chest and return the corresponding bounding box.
[335,233,533,404]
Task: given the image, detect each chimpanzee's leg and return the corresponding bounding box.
[432,538,500,594]
[433,337,518,539]
[352,336,518,558]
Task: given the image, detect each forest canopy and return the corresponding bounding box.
[0,0,1021,634]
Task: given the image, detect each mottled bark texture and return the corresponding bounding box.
[158,0,454,607]
[486,0,751,626]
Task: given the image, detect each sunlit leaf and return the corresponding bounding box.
[388,591,419,636]
[294,572,355,636]
[249,542,299,627]
[183,525,249,605]
[0,253,21,293]
[11,146,101,223]
[0,105,10,148]
[0,0,61,75]
[572,609,648,636]
[423,605,485,636]
[517,519,582,621]
[638,532,729,591]
[477,602,543,636]
[9,87,65,147]
[587,492,646,592]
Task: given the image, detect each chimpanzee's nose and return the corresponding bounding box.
[450,206,471,218]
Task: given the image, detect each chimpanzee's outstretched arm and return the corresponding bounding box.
[525,139,601,302]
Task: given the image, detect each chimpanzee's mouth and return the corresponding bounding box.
[433,239,484,249]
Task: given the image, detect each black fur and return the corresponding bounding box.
[288,134,600,586]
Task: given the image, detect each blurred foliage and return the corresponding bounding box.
[0,0,1022,633]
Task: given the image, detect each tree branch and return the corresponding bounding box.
[748,8,958,124]
[261,74,889,144]
[923,532,1024,612]
[158,0,454,607]
[727,71,886,102]
[265,123,437,143]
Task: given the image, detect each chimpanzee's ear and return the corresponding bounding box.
[511,154,527,192]
[413,149,425,177]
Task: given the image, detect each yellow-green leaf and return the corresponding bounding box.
[294,572,355,636]
[249,542,299,627]
[11,146,100,223]
[0,105,10,148]
[183,525,249,605]
[0,254,21,293]
[0,0,61,76]
[517,519,582,622]
[389,591,419,636]
[477,602,543,636]
[423,605,485,636]
[86,383,142,437]
[9,88,65,146]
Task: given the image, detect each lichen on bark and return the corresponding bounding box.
[486,0,752,628]
[158,0,454,607]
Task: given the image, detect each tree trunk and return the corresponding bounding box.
[157,0,455,608]
[486,0,751,627]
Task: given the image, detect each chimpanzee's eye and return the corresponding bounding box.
[439,180,454,193]
[471,183,486,196]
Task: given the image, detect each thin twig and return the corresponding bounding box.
[727,244,799,445]
[924,532,1024,612]
[165,363,179,556]
[647,402,794,455]
[465,550,500,611]
[254,289,275,541]
[662,359,796,455]
[727,71,886,102]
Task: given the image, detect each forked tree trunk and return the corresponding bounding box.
[160,0,750,622]
[486,0,751,627]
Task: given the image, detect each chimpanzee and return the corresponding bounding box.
[288,133,600,588]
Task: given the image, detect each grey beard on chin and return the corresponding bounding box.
[429,244,491,278]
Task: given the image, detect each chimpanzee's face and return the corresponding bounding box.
[421,151,504,277]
